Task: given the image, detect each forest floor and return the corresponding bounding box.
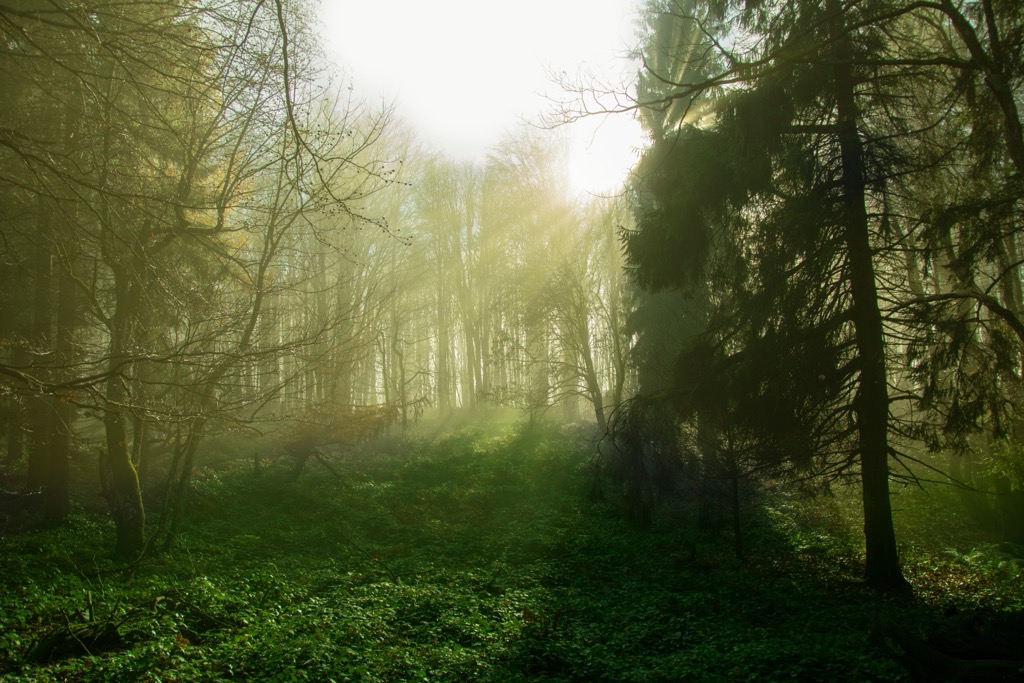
[2,417,1024,681]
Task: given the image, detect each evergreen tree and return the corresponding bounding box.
[621,0,1022,590]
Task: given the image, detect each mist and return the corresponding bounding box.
[2,0,1023,680]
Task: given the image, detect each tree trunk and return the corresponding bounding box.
[4,394,24,468]
[47,254,77,522]
[101,412,145,557]
[436,289,452,414]
[939,0,1024,177]
[0,258,25,468]
[696,412,724,534]
[27,198,53,492]
[392,328,408,431]
[100,268,145,557]
[579,329,606,431]
[132,414,151,488]
[46,76,84,523]
[833,35,909,592]
[462,325,478,410]
[729,453,744,561]
[166,421,204,545]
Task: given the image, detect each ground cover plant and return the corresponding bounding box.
[2,419,1023,681]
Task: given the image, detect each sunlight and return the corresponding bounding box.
[7,1,1024,678]
[318,0,643,170]
[567,113,646,197]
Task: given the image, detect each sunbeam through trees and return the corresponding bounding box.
[2,0,1024,680]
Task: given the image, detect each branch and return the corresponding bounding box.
[903,292,1024,346]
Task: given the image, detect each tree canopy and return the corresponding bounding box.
[622,0,1024,590]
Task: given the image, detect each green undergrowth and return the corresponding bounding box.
[2,419,1022,681]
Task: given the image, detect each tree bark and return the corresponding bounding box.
[47,254,76,522]
[27,197,53,492]
[101,292,145,557]
[578,326,606,431]
[4,393,24,469]
[938,0,1024,176]
[99,236,145,556]
[101,411,145,557]
[46,75,84,523]
[833,34,909,592]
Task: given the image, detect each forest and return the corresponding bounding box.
[1,0,1023,681]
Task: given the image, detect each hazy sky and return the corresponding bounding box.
[317,0,646,195]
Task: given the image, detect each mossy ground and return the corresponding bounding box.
[2,418,1022,681]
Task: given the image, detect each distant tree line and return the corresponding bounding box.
[0,0,629,555]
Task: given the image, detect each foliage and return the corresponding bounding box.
[2,423,1022,681]
[624,0,1024,591]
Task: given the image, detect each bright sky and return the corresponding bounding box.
[317,0,646,197]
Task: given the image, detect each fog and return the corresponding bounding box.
[2,0,1023,679]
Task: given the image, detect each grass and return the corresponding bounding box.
[1,418,1022,681]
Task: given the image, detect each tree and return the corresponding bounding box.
[535,196,631,429]
[618,0,1024,590]
[0,0,393,555]
[894,0,1024,542]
